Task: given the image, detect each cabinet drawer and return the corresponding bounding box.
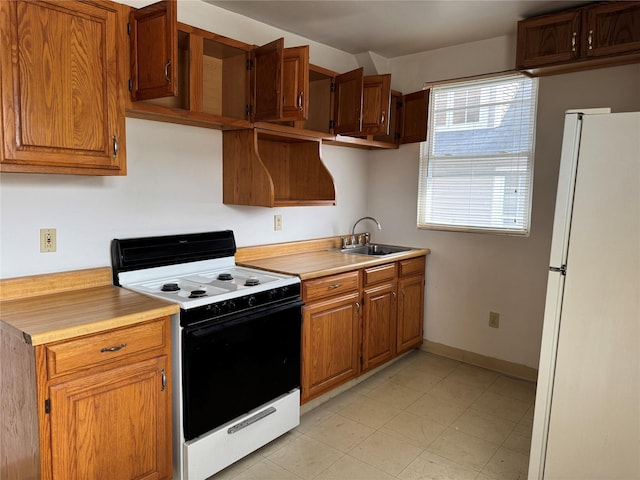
[364,263,397,286]
[303,271,360,302]
[399,256,426,277]
[46,318,168,378]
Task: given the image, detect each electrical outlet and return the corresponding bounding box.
[489,311,500,328]
[40,228,57,253]
[274,214,282,231]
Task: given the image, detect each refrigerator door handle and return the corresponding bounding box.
[549,265,567,275]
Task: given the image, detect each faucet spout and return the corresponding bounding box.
[351,216,382,236]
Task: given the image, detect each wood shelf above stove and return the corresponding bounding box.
[222,128,336,208]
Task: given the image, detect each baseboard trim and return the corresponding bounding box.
[421,340,538,383]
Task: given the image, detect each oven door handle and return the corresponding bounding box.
[188,299,304,337]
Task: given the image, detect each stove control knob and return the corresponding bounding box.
[247,295,257,307]
[227,300,236,311]
[207,304,221,316]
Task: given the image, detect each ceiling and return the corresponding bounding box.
[206,0,592,58]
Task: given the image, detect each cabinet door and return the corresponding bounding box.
[48,356,171,480]
[363,282,397,372]
[0,0,125,175]
[584,2,640,58]
[301,293,360,402]
[333,67,364,135]
[129,0,178,101]
[397,275,425,354]
[253,38,284,121]
[360,74,391,135]
[516,10,581,69]
[401,89,429,144]
[282,46,309,121]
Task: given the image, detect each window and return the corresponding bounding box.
[417,73,538,235]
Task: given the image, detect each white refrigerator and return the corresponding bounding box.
[528,109,640,479]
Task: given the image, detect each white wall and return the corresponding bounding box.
[370,46,640,368]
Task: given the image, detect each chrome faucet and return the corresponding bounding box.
[349,216,382,246]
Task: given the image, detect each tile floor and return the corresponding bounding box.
[209,351,536,480]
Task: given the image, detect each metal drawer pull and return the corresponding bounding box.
[100,343,127,353]
[328,284,341,289]
[571,32,577,52]
[161,369,167,391]
[298,91,304,111]
[164,60,172,84]
[227,406,276,434]
[112,135,118,158]
[588,30,593,50]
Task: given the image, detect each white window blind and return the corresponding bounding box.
[417,73,538,235]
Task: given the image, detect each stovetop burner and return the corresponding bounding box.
[217,273,233,281]
[161,283,180,292]
[245,276,260,286]
[189,289,207,298]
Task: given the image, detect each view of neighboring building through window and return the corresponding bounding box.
[417,73,538,235]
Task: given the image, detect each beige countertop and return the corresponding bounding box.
[0,267,179,346]
[236,237,430,280]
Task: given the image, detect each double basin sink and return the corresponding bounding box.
[330,244,413,257]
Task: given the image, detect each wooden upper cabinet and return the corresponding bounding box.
[333,67,364,135]
[516,10,581,69]
[517,1,640,75]
[282,46,310,121]
[129,0,178,101]
[400,89,429,144]
[360,74,392,136]
[584,2,640,58]
[0,0,126,175]
[253,38,284,121]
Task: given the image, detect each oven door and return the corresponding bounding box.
[181,299,303,441]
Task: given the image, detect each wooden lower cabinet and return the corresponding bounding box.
[362,263,398,372]
[48,356,170,479]
[0,316,172,479]
[397,257,426,354]
[302,292,361,403]
[301,256,426,403]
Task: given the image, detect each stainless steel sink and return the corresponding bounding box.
[330,244,413,256]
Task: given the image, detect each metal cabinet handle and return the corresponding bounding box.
[588,30,593,50]
[392,291,397,302]
[100,343,126,353]
[164,59,172,84]
[112,135,118,158]
[571,32,577,52]
[381,112,385,125]
[401,289,406,298]
[297,91,303,111]
[328,284,341,289]
[161,368,167,391]
[355,301,360,311]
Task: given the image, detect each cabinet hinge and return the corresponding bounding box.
[44,399,50,414]
[330,82,336,92]
[127,23,131,36]
[396,101,404,109]
[128,79,132,92]
[394,132,401,141]
[360,355,364,366]
[246,104,253,116]
[329,120,336,130]
[246,59,254,70]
